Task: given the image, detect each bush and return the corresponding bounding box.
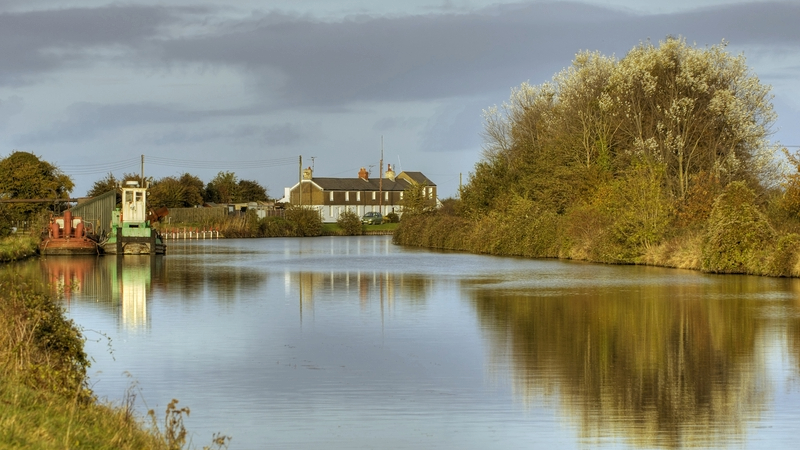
[285,206,323,237]
[260,216,293,237]
[702,182,775,273]
[0,273,91,401]
[337,210,363,235]
[385,212,400,223]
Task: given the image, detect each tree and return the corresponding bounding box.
[238,179,268,202]
[205,171,239,204]
[87,172,139,199]
[148,177,187,208]
[0,151,74,222]
[608,37,776,199]
[401,182,435,217]
[178,173,205,206]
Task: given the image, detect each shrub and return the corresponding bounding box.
[702,182,775,273]
[765,233,800,277]
[260,216,293,237]
[385,212,400,223]
[285,206,323,237]
[0,274,91,401]
[336,210,363,235]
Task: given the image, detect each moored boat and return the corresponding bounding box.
[39,209,101,255]
[100,181,167,255]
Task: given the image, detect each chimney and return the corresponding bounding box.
[385,164,396,181]
[303,166,313,180]
[358,167,369,180]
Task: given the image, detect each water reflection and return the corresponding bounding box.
[289,271,431,310]
[467,273,777,448]
[37,256,163,331]
[6,239,800,449]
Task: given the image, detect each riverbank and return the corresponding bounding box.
[392,196,800,278]
[0,265,226,449]
[158,217,398,238]
[0,234,38,262]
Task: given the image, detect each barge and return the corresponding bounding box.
[39,209,101,255]
[101,181,167,255]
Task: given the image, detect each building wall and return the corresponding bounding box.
[287,180,436,223]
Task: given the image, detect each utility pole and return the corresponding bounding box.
[379,136,384,211]
[141,155,145,186]
[298,155,302,206]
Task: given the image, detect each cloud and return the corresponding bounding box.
[155,2,800,106]
[0,5,187,85]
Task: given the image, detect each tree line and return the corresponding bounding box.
[0,151,270,235]
[395,37,800,276]
[86,171,269,208]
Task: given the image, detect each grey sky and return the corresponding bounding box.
[1,1,798,198]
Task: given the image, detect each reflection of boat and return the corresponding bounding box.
[101,181,167,255]
[39,209,101,255]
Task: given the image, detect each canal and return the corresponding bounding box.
[6,235,800,449]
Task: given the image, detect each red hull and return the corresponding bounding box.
[39,237,100,255]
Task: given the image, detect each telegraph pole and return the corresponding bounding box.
[298,155,302,206]
[379,137,384,210]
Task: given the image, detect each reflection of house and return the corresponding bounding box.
[281,166,436,222]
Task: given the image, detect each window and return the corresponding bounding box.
[385,192,389,201]
[329,191,334,201]
[357,191,361,201]
[345,191,350,201]
[400,192,404,200]
[372,192,376,200]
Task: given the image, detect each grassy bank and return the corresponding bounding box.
[0,272,227,449]
[0,234,39,262]
[393,184,800,278]
[159,210,398,238]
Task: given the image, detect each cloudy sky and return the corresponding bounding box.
[1,0,798,198]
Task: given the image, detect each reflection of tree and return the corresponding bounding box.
[789,281,800,375]
[470,281,768,448]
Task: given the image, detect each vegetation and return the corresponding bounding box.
[0,152,74,235]
[0,234,39,262]
[87,171,268,209]
[395,37,800,276]
[336,209,363,235]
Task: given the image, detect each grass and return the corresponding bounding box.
[0,234,39,262]
[0,380,170,450]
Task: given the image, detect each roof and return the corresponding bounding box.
[397,171,436,186]
[291,171,435,192]
[308,177,413,192]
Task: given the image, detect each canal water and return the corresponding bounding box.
[6,235,800,449]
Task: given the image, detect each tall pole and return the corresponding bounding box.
[141,154,145,186]
[379,136,383,211]
[298,155,303,206]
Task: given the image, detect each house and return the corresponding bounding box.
[281,165,436,222]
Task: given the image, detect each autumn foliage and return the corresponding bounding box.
[396,37,800,276]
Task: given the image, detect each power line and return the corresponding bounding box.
[53,155,298,175]
[145,155,297,170]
